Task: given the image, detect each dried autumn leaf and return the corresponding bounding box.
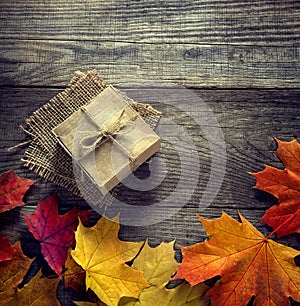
[0,233,15,262]
[120,241,208,306]
[175,212,300,306]
[65,253,99,303]
[74,302,106,306]
[252,138,300,237]
[7,270,60,306]
[71,216,149,306]
[65,253,86,294]
[24,193,91,275]
[0,241,33,302]
[0,169,35,213]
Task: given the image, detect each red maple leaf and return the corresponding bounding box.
[252,138,300,237]
[0,234,15,262]
[0,170,35,213]
[24,193,91,275]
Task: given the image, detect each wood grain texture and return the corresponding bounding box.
[1,0,299,45]
[0,40,299,88]
[1,87,299,247]
[0,0,299,88]
[1,0,300,304]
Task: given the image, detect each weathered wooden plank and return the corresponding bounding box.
[1,0,299,304]
[1,0,299,88]
[0,40,299,87]
[0,87,299,247]
[0,0,299,46]
[1,87,299,305]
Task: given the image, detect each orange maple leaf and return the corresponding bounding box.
[175,212,300,306]
[0,240,60,305]
[0,241,33,301]
[252,138,300,237]
[12,270,60,306]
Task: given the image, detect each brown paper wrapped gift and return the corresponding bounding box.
[52,85,161,195]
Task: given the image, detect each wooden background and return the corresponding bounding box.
[0,1,299,305]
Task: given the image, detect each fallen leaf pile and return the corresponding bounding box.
[119,241,209,306]
[0,139,299,305]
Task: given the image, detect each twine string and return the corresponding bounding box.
[6,125,35,152]
[79,106,137,162]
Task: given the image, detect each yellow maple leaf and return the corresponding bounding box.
[120,241,209,306]
[71,216,149,306]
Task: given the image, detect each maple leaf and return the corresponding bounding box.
[252,138,300,237]
[0,169,35,213]
[120,241,209,306]
[0,233,15,262]
[65,253,100,302]
[24,193,91,275]
[175,212,300,306]
[6,270,60,306]
[70,216,149,306]
[74,302,106,306]
[65,253,86,294]
[0,241,33,301]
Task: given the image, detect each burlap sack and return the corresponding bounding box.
[21,70,161,208]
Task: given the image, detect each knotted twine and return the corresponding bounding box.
[79,106,137,159]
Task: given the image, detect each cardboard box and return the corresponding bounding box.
[52,86,160,195]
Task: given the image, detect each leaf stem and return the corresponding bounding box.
[265,213,295,239]
[59,270,86,278]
